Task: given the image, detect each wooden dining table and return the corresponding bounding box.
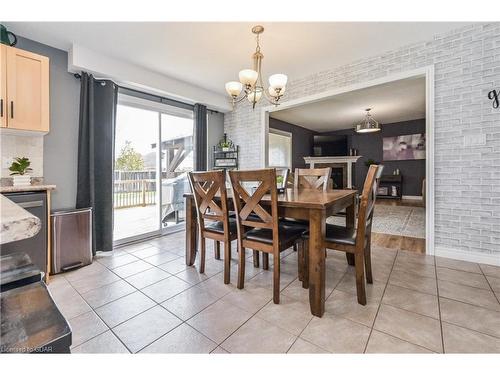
[184,188,357,317]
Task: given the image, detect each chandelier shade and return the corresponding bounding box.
[354,108,381,133]
[225,25,288,109]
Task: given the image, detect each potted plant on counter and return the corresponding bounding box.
[9,157,33,186]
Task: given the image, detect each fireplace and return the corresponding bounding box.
[331,167,345,189]
[303,156,361,189]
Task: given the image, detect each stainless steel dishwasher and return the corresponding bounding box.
[1,192,48,274]
[51,208,93,274]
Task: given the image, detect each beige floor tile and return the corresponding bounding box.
[130,245,165,259]
[112,260,154,278]
[487,276,500,292]
[244,270,296,292]
[388,269,437,295]
[480,264,500,279]
[335,273,386,303]
[442,322,500,353]
[158,257,191,275]
[282,279,312,303]
[436,257,481,274]
[175,267,211,285]
[392,260,436,279]
[221,316,296,353]
[287,338,329,353]
[440,297,500,338]
[69,269,121,294]
[64,262,109,282]
[221,287,272,314]
[256,295,313,335]
[140,323,217,353]
[210,346,229,354]
[438,279,500,312]
[196,276,237,298]
[162,286,220,320]
[95,291,156,327]
[382,284,439,319]
[301,314,371,353]
[196,258,224,277]
[141,276,192,303]
[326,289,379,327]
[72,331,129,353]
[121,242,154,253]
[51,285,92,320]
[97,253,140,269]
[396,250,435,266]
[69,311,108,347]
[437,267,490,290]
[113,305,182,353]
[365,330,434,353]
[81,279,136,309]
[125,267,171,289]
[187,299,252,344]
[374,304,442,352]
[143,251,180,266]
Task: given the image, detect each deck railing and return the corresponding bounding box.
[114,172,157,209]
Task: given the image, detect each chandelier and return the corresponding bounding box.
[354,108,381,133]
[225,25,288,109]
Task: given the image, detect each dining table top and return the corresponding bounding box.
[184,188,357,210]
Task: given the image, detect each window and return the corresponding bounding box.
[268,129,292,168]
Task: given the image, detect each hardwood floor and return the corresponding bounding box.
[373,198,426,254]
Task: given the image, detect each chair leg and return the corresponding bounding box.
[253,250,260,268]
[237,246,246,289]
[262,253,269,270]
[214,240,221,260]
[298,241,304,282]
[293,244,297,252]
[302,240,309,289]
[364,238,373,284]
[354,250,366,305]
[224,241,231,284]
[199,238,206,274]
[346,253,355,266]
[273,252,280,304]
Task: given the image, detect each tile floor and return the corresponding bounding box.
[48,231,500,354]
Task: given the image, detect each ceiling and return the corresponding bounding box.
[270,76,426,132]
[5,22,469,96]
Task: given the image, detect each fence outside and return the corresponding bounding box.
[114,170,157,209]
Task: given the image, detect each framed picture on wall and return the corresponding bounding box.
[383,133,426,161]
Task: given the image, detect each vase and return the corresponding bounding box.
[12,175,32,187]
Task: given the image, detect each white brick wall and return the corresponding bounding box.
[225,23,500,259]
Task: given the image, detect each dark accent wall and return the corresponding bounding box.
[269,118,317,169]
[324,119,426,196]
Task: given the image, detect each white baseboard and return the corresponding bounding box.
[434,246,500,266]
[402,195,423,200]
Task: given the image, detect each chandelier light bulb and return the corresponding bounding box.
[269,85,286,98]
[268,74,288,89]
[239,69,258,86]
[225,81,243,97]
[247,89,263,104]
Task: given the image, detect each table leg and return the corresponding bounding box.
[185,196,197,266]
[345,194,356,266]
[308,208,326,317]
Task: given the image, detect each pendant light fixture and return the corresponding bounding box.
[225,25,288,109]
[354,108,381,133]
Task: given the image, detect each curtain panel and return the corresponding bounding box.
[194,103,207,171]
[76,73,118,254]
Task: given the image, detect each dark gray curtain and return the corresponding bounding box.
[194,103,207,171]
[76,73,118,254]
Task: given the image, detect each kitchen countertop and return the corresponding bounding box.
[0,184,56,193]
[0,194,41,244]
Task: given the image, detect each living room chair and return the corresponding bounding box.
[188,170,237,284]
[228,169,306,304]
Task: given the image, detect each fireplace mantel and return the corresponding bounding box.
[304,156,362,189]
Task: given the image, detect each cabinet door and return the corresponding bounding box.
[6,46,49,132]
[0,45,6,128]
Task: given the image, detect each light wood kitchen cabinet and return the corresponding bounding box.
[0,45,49,132]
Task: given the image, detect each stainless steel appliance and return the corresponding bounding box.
[1,192,48,274]
[51,207,92,274]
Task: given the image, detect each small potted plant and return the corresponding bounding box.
[9,157,33,186]
[218,133,233,152]
[276,175,285,193]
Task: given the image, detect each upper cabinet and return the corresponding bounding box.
[0,45,49,132]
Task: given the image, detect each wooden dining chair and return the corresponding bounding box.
[188,170,237,284]
[228,169,306,304]
[294,168,331,191]
[302,164,381,305]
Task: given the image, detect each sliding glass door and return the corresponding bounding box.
[113,94,194,244]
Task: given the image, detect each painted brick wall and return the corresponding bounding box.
[224,23,500,259]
